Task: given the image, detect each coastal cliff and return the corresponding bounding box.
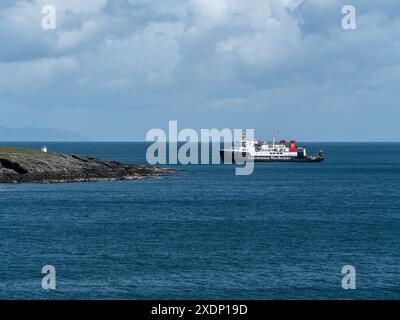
[0,146,172,183]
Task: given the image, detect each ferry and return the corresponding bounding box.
[220,131,324,163]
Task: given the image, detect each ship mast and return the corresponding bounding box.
[242,129,247,142]
[272,129,280,147]
[241,129,247,147]
[272,129,276,147]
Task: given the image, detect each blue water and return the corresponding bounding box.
[1,142,400,300]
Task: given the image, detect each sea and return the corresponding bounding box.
[0,142,399,300]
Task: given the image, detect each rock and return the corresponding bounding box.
[0,146,173,183]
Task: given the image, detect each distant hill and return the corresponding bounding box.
[0,126,88,141]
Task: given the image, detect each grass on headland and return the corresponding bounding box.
[0,146,48,156]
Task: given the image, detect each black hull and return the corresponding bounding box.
[219,151,324,163]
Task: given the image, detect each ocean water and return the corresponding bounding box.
[0,142,400,300]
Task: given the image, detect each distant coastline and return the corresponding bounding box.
[0,126,87,142]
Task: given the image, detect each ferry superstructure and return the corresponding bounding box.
[220,131,324,163]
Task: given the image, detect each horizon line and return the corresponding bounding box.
[2,140,400,143]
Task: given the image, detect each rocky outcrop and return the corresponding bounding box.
[0,147,172,183]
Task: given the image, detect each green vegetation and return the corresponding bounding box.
[0,146,48,156]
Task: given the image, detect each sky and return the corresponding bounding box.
[0,0,399,141]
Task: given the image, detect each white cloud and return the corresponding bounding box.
[1,0,398,90]
[77,22,184,89]
[1,0,400,140]
[56,20,99,50]
[189,0,228,23]
[0,57,78,93]
[36,0,107,15]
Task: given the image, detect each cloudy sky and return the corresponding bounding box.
[0,0,399,141]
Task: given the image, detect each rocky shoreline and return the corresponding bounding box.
[0,146,173,184]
